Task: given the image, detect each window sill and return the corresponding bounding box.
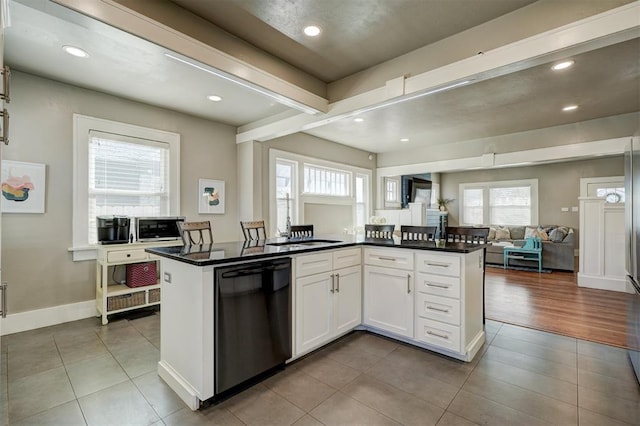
[68,245,99,261]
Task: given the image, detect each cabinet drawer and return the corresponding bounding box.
[415,317,461,352]
[415,253,460,277]
[333,248,361,270]
[416,293,461,326]
[364,248,413,270]
[295,252,332,277]
[416,273,460,299]
[107,249,148,263]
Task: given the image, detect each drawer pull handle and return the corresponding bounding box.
[427,330,449,339]
[427,305,450,313]
[379,256,396,261]
[330,274,335,293]
[426,282,449,289]
[335,273,340,293]
[407,274,411,294]
[426,262,450,268]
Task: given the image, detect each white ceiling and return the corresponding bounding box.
[4,0,639,154]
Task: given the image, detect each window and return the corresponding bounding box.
[383,176,401,208]
[459,179,538,226]
[73,115,180,260]
[269,149,371,236]
[303,164,351,196]
[275,159,297,235]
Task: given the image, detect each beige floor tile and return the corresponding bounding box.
[310,391,400,425]
[7,340,63,381]
[56,333,110,365]
[578,385,640,425]
[577,340,631,364]
[342,375,445,426]
[163,406,244,425]
[263,367,337,411]
[78,380,160,426]
[578,407,633,426]
[8,366,75,422]
[578,368,640,402]
[222,384,305,425]
[448,390,550,426]
[133,371,186,418]
[463,370,578,425]
[11,400,86,426]
[292,414,324,426]
[498,324,577,353]
[484,344,578,384]
[66,353,129,398]
[366,358,459,409]
[491,333,577,366]
[296,354,361,389]
[578,353,638,382]
[475,357,578,405]
[436,411,480,426]
[110,339,160,378]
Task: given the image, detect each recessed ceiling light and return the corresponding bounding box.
[551,60,575,71]
[303,25,321,37]
[400,138,409,142]
[207,95,223,102]
[62,45,89,58]
[353,117,364,122]
[562,104,578,112]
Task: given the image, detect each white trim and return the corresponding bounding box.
[377,137,630,178]
[237,3,640,143]
[577,273,630,293]
[1,300,96,336]
[579,176,624,198]
[72,114,181,260]
[158,361,201,410]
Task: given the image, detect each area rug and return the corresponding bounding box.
[486,263,552,273]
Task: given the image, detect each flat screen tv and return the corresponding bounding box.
[401,176,432,208]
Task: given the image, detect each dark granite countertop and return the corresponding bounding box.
[145,235,487,266]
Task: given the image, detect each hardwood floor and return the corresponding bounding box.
[484,265,637,349]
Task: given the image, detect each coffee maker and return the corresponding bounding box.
[97,216,131,244]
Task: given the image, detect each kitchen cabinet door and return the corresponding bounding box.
[363,265,414,338]
[295,272,334,354]
[334,265,362,336]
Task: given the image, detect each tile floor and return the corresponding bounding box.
[1,313,639,425]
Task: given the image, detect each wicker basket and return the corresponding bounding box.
[148,288,161,304]
[107,292,145,311]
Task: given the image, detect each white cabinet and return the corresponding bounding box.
[413,251,484,360]
[96,241,178,325]
[295,248,362,355]
[363,248,414,338]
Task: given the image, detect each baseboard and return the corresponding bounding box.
[1,300,96,336]
[577,273,630,293]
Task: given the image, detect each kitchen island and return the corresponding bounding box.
[147,236,487,409]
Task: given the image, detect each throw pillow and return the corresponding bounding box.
[534,225,549,241]
[549,227,567,242]
[524,226,536,239]
[495,226,511,240]
[488,226,496,240]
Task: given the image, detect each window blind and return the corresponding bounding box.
[88,130,170,243]
[463,188,484,224]
[489,186,531,225]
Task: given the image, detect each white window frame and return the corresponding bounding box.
[383,176,401,208]
[72,114,180,260]
[459,179,538,226]
[269,148,372,237]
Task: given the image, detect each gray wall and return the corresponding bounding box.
[2,71,237,313]
[440,156,625,247]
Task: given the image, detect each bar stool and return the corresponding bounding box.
[240,220,267,240]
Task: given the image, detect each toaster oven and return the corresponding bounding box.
[135,217,185,242]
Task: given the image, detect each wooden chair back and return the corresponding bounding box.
[365,224,395,239]
[401,225,437,242]
[290,224,314,238]
[178,221,213,246]
[240,220,267,241]
[445,226,490,244]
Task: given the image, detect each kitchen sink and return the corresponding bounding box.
[267,239,342,246]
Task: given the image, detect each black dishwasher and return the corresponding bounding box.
[214,257,292,397]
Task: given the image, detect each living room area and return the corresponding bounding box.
[379,152,636,350]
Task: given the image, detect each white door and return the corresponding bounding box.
[0,4,7,424]
[295,273,333,354]
[363,266,414,338]
[333,265,361,335]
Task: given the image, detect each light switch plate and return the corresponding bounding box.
[163,272,172,283]
[571,206,579,212]
[561,207,569,212]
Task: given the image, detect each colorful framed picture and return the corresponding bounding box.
[198,178,225,214]
[1,160,46,214]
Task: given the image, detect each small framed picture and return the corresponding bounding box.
[1,160,47,214]
[198,179,225,214]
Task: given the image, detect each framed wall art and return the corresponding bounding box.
[1,160,46,214]
[198,178,225,214]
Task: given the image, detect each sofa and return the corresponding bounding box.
[483,225,575,271]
